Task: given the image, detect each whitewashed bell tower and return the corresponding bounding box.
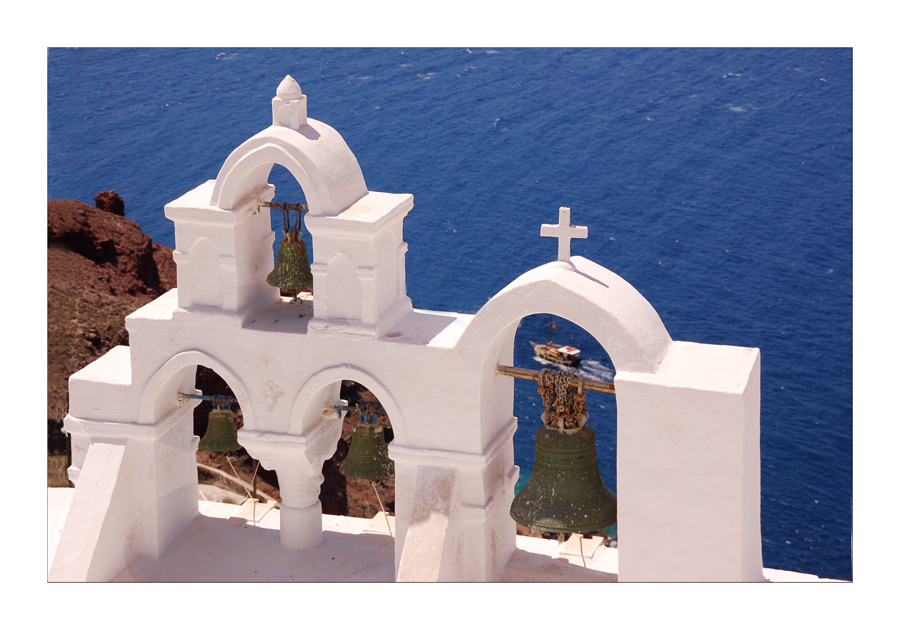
[53,75,765,584]
[165,75,413,336]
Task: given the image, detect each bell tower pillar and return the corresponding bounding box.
[165,182,278,322]
[305,191,414,338]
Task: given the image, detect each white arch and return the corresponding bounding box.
[288,365,406,441]
[458,256,673,375]
[138,349,255,428]
[209,122,368,215]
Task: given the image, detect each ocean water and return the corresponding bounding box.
[47,48,852,580]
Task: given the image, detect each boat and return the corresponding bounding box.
[530,340,582,366]
[530,317,582,367]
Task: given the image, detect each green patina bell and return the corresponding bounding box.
[510,424,617,534]
[267,229,313,291]
[340,423,395,480]
[198,407,242,453]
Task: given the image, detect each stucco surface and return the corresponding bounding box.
[48,489,841,582]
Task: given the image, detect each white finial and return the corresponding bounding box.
[272,76,308,129]
[541,206,588,263]
[276,75,303,100]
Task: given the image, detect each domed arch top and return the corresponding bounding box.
[210,121,368,216]
[457,256,673,375]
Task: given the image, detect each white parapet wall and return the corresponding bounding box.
[615,341,763,582]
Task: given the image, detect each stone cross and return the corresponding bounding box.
[541,206,588,263]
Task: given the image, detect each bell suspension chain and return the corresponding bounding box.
[495,365,613,431]
[538,369,588,431]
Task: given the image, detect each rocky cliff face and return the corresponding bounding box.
[47,194,392,517]
[47,194,177,486]
[47,195,177,431]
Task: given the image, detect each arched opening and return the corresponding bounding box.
[320,380,396,521]
[266,164,313,298]
[192,366,280,505]
[456,258,672,565]
[209,120,368,217]
[511,313,619,548]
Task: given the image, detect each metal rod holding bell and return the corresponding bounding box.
[495,364,615,394]
[331,401,384,424]
[178,392,238,407]
[260,201,309,213]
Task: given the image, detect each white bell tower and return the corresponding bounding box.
[305,192,414,337]
[163,75,413,334]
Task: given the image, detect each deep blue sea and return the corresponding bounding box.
[47,48,852,580]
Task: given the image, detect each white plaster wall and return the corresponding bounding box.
[64,243,763,583]
[326,253,360,320]
[305,192,414,335]
[167,186,279,317]
[119,292,518,577]
[615,341,763,582]
[49,442,134,581]
[53,402,197,579]
[188,237,222,307]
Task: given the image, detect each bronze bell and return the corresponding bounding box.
[198,406,242,453]
[267,228,313,291]
[340,423,395,480]
[510,423,617,534]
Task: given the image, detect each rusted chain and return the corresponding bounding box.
[538,369,588,431]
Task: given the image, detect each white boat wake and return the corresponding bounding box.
[531,356,615,383]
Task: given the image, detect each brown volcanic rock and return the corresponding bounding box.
[48,198,174,298]
[47,197,177,431]
[93,190,125,216]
